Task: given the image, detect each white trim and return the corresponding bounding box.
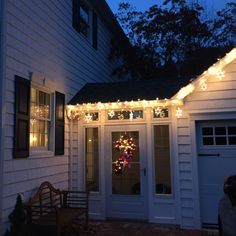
[190,119,201,228]
[171,111,181,226]
[189,113,236,228]
[0,0,7,233]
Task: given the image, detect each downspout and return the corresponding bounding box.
[69,119,73,190]
[0,0,7,233]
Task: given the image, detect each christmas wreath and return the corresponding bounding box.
[114,135,136,175]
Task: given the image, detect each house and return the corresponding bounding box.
[0,0,125,233]
[66,48,236,229]
[0,0,236,235]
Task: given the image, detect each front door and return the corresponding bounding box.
[105,125,148,220]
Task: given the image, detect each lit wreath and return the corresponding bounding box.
[114,135,136,175]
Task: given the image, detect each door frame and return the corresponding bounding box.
[104,124,148,220]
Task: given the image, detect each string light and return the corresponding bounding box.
[66,48,236,121]
[84,113,93,123]
[176,107,183,118]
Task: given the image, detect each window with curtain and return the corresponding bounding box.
[30,87,51,150]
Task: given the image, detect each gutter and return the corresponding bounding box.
[0,0,7,234]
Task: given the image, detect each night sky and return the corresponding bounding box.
[106,0,231,14]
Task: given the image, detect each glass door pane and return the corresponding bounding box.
[111,131,140,195]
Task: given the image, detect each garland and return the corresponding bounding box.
[114,135,136,175]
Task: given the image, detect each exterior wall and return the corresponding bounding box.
[177,58,236,228]
[1,0,120,232]
[0,0,7,234]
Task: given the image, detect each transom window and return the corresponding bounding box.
[153,108,169,119]
[107,110,143,121]
[30,88,51,149]
[202,126,236,146]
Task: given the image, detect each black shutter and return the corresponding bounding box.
[55,92,65,156]
[72,0,80,32]
[92,11,98,49]
[14,75,30,158]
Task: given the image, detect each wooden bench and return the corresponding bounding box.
[27,181,89,236]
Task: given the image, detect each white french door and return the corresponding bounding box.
[105,125,148,220]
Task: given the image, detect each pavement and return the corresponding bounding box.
[79,220,219,236]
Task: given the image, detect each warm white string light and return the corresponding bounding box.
[66,48,236,121]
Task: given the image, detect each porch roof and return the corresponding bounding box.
[69,78,191,105]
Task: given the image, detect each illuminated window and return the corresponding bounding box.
[86,128,99,192]
[153,108,169,118]
[30,88,51,149]
[107,110,143,121]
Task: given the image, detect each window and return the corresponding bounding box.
[153,108,169,119]
[202,126,236,146]
[30,88,51,150]
[85,128,99,192]
[72,0,98,49]
[154,125,172,194]
[79,5,89,37]
[14,75,65,158]
[107,110,143,121]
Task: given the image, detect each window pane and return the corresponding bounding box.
[154,125,171,194]
[30,88,50,149]
[80,5,89,36]
[203,137,214,145]
[30,120,49,147]
[111,131,140,195]
[86,128,99,192]
[228,126,236,135]
[153,108,169,118]
[215,137,227,145]
[202,127,213,135]
[215,127,226,135]
[228,137,236,145]
[108,110,143,121]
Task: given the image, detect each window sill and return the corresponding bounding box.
[29,150,54,158]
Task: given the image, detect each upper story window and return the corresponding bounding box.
[30,88,51,150]
[80,5,89,37]
[72,0,98,49]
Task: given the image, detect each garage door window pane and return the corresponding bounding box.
[229,137,236,145]
[228,127,236,135]
[203,137,214,145]
[215,137,227,145]
[202,127,213,135]
[215,127,226,135]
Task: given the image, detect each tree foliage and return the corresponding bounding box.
[111,0,235,80]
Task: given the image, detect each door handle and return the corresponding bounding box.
[140,168,146,176]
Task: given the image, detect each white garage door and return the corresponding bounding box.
[197,121,236,226]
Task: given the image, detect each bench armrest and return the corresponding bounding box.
[61,190,89,209]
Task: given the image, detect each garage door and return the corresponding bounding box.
[197,121,236,226]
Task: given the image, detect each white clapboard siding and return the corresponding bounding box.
[177,58,236,228]
[1,0,121,230]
